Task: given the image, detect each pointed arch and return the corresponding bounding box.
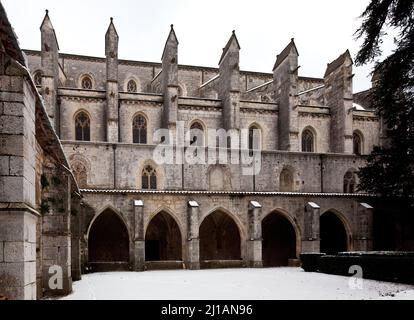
[124,75,141,93]
[199,208,243,261]
[79,74,94,90]
[320,208,353,253]
[248,122,263,152]
[262,208,302,264]
[145,209,183,261]
[301,126,316,152]
[343,168,358,193]
[189,119,206,146]
[87,207,130,271]
[279,165,300,192]
[132,112,148,144]
[74,110,91,141]
[353,130,364,155]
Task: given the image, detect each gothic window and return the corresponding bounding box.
[190,121,204,147]
[142,165,157,190]
[34,71,42,86]
[75,112,90,141]
[343,171,356,193]
[302,129,315,152]
[249,125,261,154]
[353,132,363,155]
[280,168,294,192]
[81,75,93,90]
[133,114,147,144]
[127,80,137,93]
[72,163,87,188]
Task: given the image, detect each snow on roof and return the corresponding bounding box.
[298,85,325,96]
[199,74,219,89]
[246,80,273,93]
[353,103,366,111]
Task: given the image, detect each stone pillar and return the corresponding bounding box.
[186,201,200,270]
[70,196,81,281]
[354,202,373,251]
[41,168,72,297]
[218,31,241,131]
[0,54,38,300]
[40,10,59,133]
[133,200,145,271]
[324,50,354,154]
[273,39,299,151]
[302,202,320,253]
[161,25,179,131]
[105,18,119,142]
[247,201,262,268]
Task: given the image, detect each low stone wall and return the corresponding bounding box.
[301,252,414,284]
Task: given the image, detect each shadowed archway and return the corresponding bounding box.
[262,212,297,266]
[88,209,130,271]
[145,211,182,261]
[320,211,348,255]
[199,210,241,261]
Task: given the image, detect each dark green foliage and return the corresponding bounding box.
[355,0,414,199]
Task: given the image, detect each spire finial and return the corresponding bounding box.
[232,30,235,34]
[110,17,113,22]
[171,24,174,29]
[46,9,49,15]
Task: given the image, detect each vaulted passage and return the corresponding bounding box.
[145,211,182,261]
[88,209,130,271]
[320,211,348,255]
[262,212,296,267]
[200,211,241,261]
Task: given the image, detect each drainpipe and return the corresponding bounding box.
[319,154,324,193]
[113,144,117,189]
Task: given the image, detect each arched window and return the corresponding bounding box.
[280,168,294,192]
[343,171,356,193]
[248,125,261,155]
[142,165,157,190]
[34,71,42,86]
[127,80,137,93]
[81,75,93,90]
[133,115,147,144]
[72,163,87,188]
[190,121,204,147]
[353,132,363,155]
[75,112,90,141]
[302,129,315,152]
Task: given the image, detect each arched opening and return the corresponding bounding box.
[280,167,294,192]
[133,114,147,144]
[75,111,90,141]
[127,79,137,93]
[248,124,261,155]
[320,211,348,255]
[262,212,297,266]
[145,211,182,261]
[190,121,205,147]
[88,209,130,271]
[81,75,93,90]
[72,161,87,188]
[343,170,356,193]
[141,165,157,190]
[199,210,241,262]
[302,128,315,152]
[353,131,363,155]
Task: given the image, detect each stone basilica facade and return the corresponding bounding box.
[2,8,401,300]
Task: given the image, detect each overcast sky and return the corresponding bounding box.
[3,0,395,92]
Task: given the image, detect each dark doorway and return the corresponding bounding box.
[88,209,130,269]
[145,211,182,261]
[262,212,297,266]
[320,211,348,255]
[199,211,241,260]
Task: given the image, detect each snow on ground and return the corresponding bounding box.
[61,268,414,300]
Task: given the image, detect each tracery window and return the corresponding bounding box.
[343,171,356,193]
[75,112,90,141]
[142,165,157,190]
[81,75,93,90]
[353,132,363,155]
[127,80,137,93]
[302,129,315,152]
[133,115,147,144]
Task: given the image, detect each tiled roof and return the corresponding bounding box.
[80,189,377,198]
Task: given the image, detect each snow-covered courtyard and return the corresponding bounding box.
[60,268,414,300]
